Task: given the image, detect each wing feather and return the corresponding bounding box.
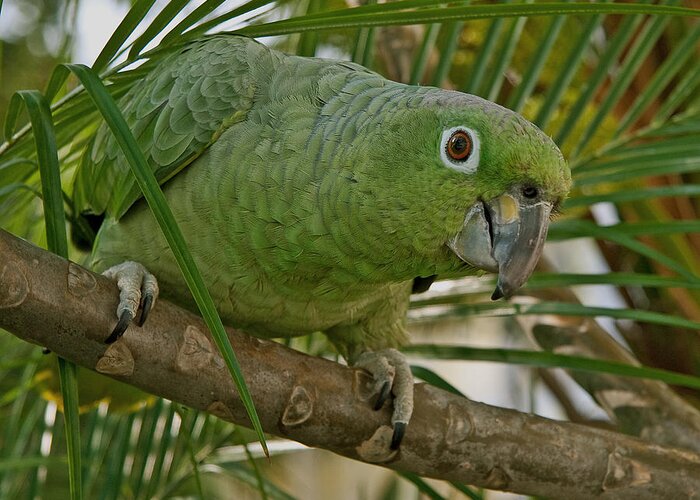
[73,35,268,220]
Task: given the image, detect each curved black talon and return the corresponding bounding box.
[106,310,132,344]
[373,380,392,411]
[138,293,154,327]
[390,422,406,450]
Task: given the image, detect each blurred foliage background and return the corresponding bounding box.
[1,0,699,498]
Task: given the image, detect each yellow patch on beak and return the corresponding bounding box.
[494,194,519,224]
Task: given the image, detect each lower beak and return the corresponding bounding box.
[448,193,552,300]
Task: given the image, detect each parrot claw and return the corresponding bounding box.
[373,380,392,411]
[102,261,159,343]
[355,348,414,449]
[391,421,407,450]
[137,293,154,327]
[106,309,133,344]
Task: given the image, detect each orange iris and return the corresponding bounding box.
[447,130,472,161]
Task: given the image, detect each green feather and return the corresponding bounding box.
[75,35,570,354]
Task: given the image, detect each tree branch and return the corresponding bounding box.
[518,264,700,454]
[2,228,700,498]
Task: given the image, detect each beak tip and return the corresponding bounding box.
[491,287,504,301]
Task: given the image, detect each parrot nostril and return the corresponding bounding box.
[523,186,538,199]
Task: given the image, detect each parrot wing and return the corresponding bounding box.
[73,35,269,221]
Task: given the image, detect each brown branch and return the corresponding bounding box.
[2,228,700,498]
[517,260,700,455]
[536,368,614,429]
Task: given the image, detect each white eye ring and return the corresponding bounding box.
[440,126,480,174]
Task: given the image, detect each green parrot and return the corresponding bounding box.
[73,35,571,449]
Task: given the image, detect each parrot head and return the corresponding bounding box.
[361,89,571,299]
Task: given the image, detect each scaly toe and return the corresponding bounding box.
[354,348,415,449]
[102,261,159,343]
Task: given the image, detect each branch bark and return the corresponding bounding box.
[2,228,700,499]
[518,262,700,454]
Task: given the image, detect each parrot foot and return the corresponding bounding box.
[354,348,413,450]
[102,261,159,344]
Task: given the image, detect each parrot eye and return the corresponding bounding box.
[440,126,480,174]
[447,131,472,161]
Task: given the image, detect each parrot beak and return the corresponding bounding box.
[448,191,552,300]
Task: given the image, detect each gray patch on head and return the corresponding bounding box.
[418,89,547,139]
[420,89,499,112]
[411,87,568,183]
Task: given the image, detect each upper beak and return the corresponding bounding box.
[448,191,552,300]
